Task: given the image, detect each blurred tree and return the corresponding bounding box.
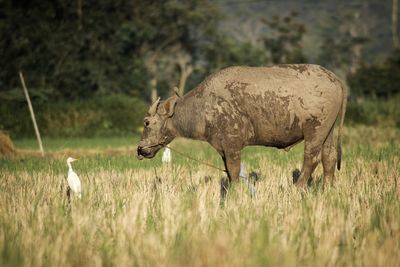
[114,0,219,101]
[186,12,308,85]
[260,12,306,64]
[0,0,219,102]
[176,50,193,96]
[318,8,370,76]
[347,49,400,98]
[203,34,267,72]
[230,18,265,48]
[0,0,142,100]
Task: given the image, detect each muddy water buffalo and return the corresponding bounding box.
[137,64,347,188]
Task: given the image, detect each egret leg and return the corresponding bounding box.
[66,186,71,205]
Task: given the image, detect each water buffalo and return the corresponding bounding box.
[137,64,347,188]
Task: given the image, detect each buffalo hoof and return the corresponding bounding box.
[293,169,313,187]
[249,171,260,182]
[292,169,301,184]
[203,175,212,184]
[220,177,230,207]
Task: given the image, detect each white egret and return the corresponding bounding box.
[162,147,171,163]
[239,162,246,178]
[67,157,82,199]
[239,162,256,198]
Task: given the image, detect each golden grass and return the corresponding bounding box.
[0,126,399,267]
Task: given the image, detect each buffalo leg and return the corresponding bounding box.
[322,128,336,183]
[220,151,240,201]
[295,116,338,187]
[296,142,322,187]
[223,151,241,182]
[297,143,321,187]
[295,120,325,187]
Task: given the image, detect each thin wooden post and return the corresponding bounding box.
[19,72,44,156]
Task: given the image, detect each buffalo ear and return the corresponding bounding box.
[159,95,179,117]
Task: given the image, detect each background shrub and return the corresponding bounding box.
[347,49,400,98]
[346,96,400,128]
[0,95,147,138]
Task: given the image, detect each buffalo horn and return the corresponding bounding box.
[148,97,160,115]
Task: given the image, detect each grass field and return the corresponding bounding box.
[0,126,399,267]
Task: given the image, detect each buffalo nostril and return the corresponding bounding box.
[137,146,145,160]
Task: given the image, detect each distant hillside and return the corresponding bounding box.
[218,0,395,66]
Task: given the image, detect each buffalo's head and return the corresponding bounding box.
[137,94,179,160]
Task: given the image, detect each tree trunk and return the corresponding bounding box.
[177,62,193,96]
[349,13,363,75]
[150,78,158,103]
[145,56,158,103]
[393,0,399,49]
[77,0,83,29]
[349,44,362,75]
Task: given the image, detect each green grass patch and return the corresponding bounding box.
[0,126,399,267]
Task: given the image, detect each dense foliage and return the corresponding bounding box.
[0,95,147,138]
[0,0,220,101]
[347,49,400,98]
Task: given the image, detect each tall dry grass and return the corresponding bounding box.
[0,126,399,267]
